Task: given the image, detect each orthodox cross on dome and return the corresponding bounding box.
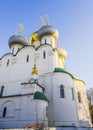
[46,14,49,25]
[40,15,49,26]
[40,16,45,26]
[19,23,24,35]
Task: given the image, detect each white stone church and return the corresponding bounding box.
[0,20,92,128]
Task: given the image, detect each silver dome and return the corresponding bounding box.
[38,25,58,40]
[8,35,28,48]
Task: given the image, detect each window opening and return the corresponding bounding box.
[12,47,14,54]
[0,86,4,97]
[60,85,65,98]
[7,59,9,67]
[26,55,29,62]
[2,107,7,117]
[71,88,74,100]
[78,92,81,103]
[43,51,46,59]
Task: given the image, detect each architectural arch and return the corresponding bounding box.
[1,100,16,118]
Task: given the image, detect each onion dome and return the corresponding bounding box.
[30,31,39,45]
[57,48,67,60]
[8,35,28,48]
[38,25,59,41]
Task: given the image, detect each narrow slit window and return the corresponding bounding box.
[78,92,81,103]
[43,51,46,59]
[12,47,14,54]
[60,85,65,98]
[0,86,4,97]
[2,107,7,117]
[45,39,47,43]
[7,59,9,67]
[26,55,29,62]
[71,88,74,100]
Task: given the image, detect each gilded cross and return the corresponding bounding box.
[19,23,24,35]
[40,16,45,26]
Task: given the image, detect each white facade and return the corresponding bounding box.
[0,24,92,128]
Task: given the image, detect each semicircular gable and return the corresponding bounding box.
[1,100,16,109]
[0,53,12,61]
[16,45,35,57]
[1,100,16,117]
[36,43,54,51]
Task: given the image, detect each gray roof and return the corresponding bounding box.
[38,25,58,40]
[8,35,28,48]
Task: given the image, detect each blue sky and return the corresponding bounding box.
[0,0,93,89]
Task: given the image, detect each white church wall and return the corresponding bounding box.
[52,73,79,126]
[0,96,21,126]
[0,78,31,96]
[36,44,56,75]
[74,79,91,127]
[42,73,54,126]
[34,100,48,125]
[10,46,35,81]
[0,46,35,84]
[0,53,12,83]
[0,95,48,128]
[21,83,43,95]
[40,72,79,127]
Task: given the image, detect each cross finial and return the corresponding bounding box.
[46,14,49,25]
[19,23,24,35]
[40,16,45,26]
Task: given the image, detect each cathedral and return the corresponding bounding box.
[0,18,92,129]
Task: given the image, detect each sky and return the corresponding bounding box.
[0,0,93,89]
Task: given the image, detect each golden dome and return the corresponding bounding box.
[32,64,38,74]
[30,32,39,45]
[57,48,67,60]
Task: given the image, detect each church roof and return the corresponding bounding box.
[8,35,28,48]
[34,91,48,101]
[38,25,58,41]
[54,68,85,84]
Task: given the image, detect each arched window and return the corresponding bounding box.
[60,85,65,98]
[12,47,14,54]
[26,55,29,62]
[0,86,4,97]
[77,92,81,103]
[71,88,74,100]
[7,59,9,67]
[2,107,7,117]
[43,51,46,59]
